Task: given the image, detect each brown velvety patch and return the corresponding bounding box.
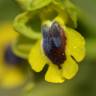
[42,21,66,68]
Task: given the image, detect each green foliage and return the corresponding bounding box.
[52,0,77,28]
[12,35,37,59]
[14,0,78,40]
[17,0,52,11]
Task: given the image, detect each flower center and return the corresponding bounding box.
[42,21,66,68]
[4,46,23,64]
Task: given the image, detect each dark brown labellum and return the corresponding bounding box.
[42,21,66,68]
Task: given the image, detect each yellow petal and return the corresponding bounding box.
[62,56,78,79]
[28,40,46,72]
[1,67,26,88]
[45,64,65,83]
[65,27,85,62]
[0,23,18,45]
[0,65,6,82]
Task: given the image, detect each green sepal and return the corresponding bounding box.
[14,12,42,39]
[53,0,78,28]
[17,0,52,11]
[12,34,37,59]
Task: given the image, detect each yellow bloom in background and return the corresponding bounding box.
[0,23,27,88]
[28,19,85,83]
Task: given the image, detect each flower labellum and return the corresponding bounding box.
[29,19,85,83]
[42,22,66,68]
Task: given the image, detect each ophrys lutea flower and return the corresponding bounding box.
[0,23,27,88]
[29,19,85,83]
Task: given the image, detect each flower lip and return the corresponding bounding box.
[4,46,23,65]
[42,21,66,68]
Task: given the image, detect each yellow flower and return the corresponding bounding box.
[0,23,27,88]
[28,19,85,83]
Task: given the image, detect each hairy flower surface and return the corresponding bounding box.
[0,23,27,88]
[28,19,85,83]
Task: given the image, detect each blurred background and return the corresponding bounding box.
[0,0,96,96]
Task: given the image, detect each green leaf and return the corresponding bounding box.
[12,34,37,59]
[14,12,42,39]
[17,0,52,11]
